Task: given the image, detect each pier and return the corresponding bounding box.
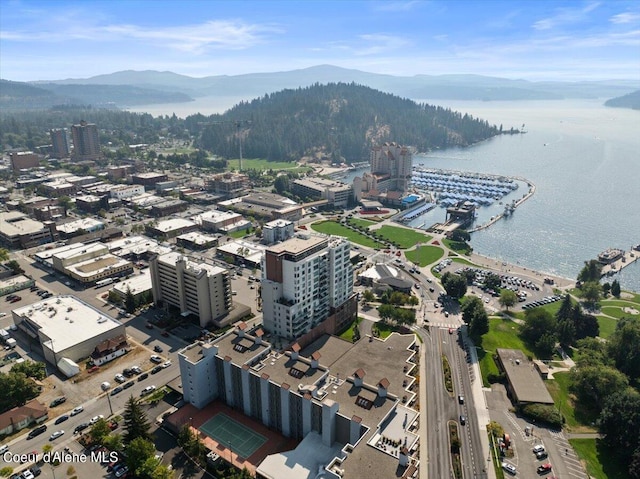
[601,246,640,277]
[469,177,536,233]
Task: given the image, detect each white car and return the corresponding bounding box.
[0,312,6,317]
[502,462,517,475]
[140,385,156,396]
[114,373,126,383]
[533,444,545,454]
[22,471,35,479]
[161,360,172,369]
[90,415,104,425]
[49,430,65,441]
[70,406,84,416]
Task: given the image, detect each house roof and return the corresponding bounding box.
[0,399,47,431]
[92,334,128,357]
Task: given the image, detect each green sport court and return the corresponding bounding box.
[199,413,267,459]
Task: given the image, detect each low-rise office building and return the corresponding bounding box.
[292,177,353,208]
[199,210,250,234]
[219,193,304,221]
[176,232,220,250]
[262,219,295,245]
[146,218,198,239]
[132,172,168,188]
[0,211,55,248]
[11,295,127,366]
[56,217,105,238]
[110,184,145,200]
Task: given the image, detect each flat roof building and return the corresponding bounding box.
[0,211,55,249]
[150,252,233,328]
[197,210,250,233]
[178,328,419,479]
[261,234,354,340]
[11,295,126,366]
[10,151,40,172]
[292,177,353,208]
[495,349,555,405]
[262,219,295,245]
[146,218,198,239]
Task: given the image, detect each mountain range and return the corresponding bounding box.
[3,65,639,110]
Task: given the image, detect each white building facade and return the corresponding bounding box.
[261,234,353,340]
[150,252,232,327]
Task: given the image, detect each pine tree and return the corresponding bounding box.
[123,396,152,444]
[125,286,136,313]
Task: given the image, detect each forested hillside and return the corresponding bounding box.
[196,83,501,162]
[604,90,640,110]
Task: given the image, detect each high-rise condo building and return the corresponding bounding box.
[50,128,70,158]
[261,234,355,340]
[71,121,100,161]
[150,252,232,328]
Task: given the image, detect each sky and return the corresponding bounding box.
[1,0,639,82]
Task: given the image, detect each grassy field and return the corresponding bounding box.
[227,158,299,171]
[374,225,431,249]
[228,228,251,239]
[338,317,361,342]
[443,238,473,255]
[451,257,480,267]
[311,221,384,248]
[348,218,377,229]
[600,305,639,319]
[546,371,597,431]
[373,322,400,339]
[596,316,618,338]
[479,318,533,386]
[569,438,628,479]
[405,246,445,267]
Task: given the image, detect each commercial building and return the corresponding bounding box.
[150,252,233,328]
[261,234,355,341]
[71,121,101,161]
[292,177,353,208]
[262,219,295,245]
[216,239,266,269]
[132,172,168,188]
[110,184,145,200]
[0,274,35,297]
[206,172,250,198]
[111,270,152,302]
[198,210,250,234]
[10,151,40,172]
[354,143,412,202]
[146,218,198,239]
[149,198,188,217]
[51,243,133,284]
[11,295,126,366]
[39,178,76,197]
[219,193,304,221]
[495,349,555,406]
[106,235,172,259]
[176,232,220,250]
[0,211,55,248]
[107,165,131,180]
[177,327,420,479]
[50,128,70,158]
[56,217,105,238]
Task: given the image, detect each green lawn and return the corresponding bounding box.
[227,158,298,171]
[373,322,400,339]
[338,317,361,342]
[600,305,639,319]
[228,228,251,239]
[373,225,431,249]
[405,246,445,267]
[311,221,385,248]
[569,438,629,479]
[546,372,597,430]
[479,318,533,386]
[443,238,473,255]
[596,316,618,339]
[347,218,376,229]
[451,257,480,267]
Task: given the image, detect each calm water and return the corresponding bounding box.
[132,98,640,292]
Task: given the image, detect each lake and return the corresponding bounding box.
[130,97,640,292]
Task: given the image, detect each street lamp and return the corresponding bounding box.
[106,389,114,416]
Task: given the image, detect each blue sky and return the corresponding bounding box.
[1,0,639,82]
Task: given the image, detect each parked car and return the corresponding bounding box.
[49,430,65,441]
[536,451,549,460]
[138,372,149,381]
[502,462,517,475]
[70,406,84,416]
[114,373,126,383]
[90,415,104,425]
[151,365,162,374]
[123,381,134,389]
[150,355,163,364]
[161,360,172,369]
[140,385,156,396]
[54,414,69,425]
[153,345,163,353]
[49,396,66,407]
[111,386,123,396]
[533,444,545,454]
[74,422,90,434]
[537,463,553,475]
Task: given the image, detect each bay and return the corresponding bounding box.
[131,97,640,292]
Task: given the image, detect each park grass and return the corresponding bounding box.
[228,228,251,239]
[374,225,431,249]
[479,317,533,386]
[451,257,480,267]
[311,221,385,249]
[546,372,597,431]
[338,317,361,342]
[600,299,639,308]
[596,316,618,339]
[443,238,473,255]
[600,306,638,319]
[227,158,298,171]
[569,438,628,479]
[373,322,399,339]
[348,218,376,229]
[405,246,445,267]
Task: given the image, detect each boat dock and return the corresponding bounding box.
[601,246,640,277]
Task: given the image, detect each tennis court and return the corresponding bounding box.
[199,413,267,459]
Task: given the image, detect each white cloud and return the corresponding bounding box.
[610,12,640,24]
[532,1,601,31]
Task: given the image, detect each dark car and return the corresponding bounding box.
[537,463,552,475]
[74,422,90,434]
[122,368,135,378]
[151,365,162,374]
[122,381,134,389]
[137,372,149,381]
[153,345,163,353]
[49,396,67,407]
[110,386,123,396]
[54,414,69,425]
[27,424,47,439]
[459,415,466,425]
[536,451,549,460]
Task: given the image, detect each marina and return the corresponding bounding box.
[601,246,640,278]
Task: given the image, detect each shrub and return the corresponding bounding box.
[519,404,563,428]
